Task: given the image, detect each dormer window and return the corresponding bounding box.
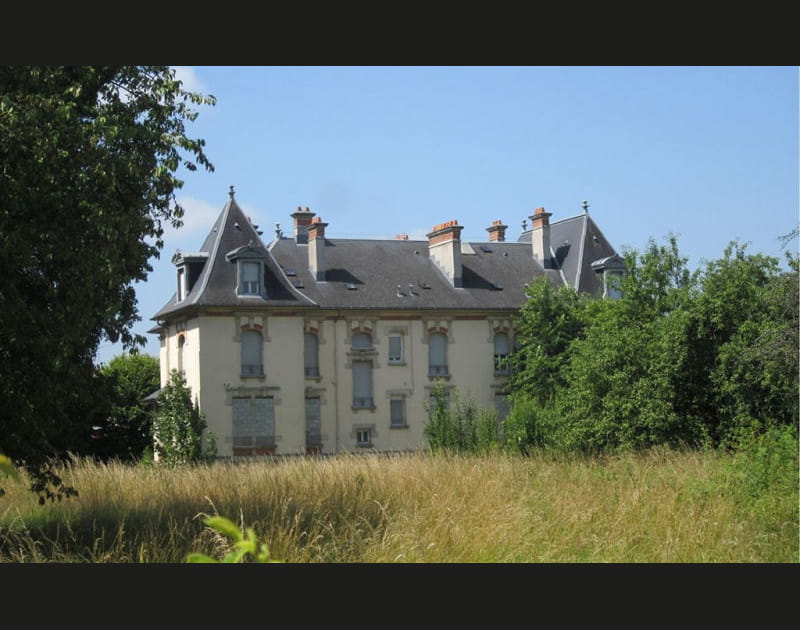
[591,255,626,300]
[241,261,261,295]
[171,251,209,303]
[226,241,268,298]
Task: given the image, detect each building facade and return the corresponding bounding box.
[150,189,623,457]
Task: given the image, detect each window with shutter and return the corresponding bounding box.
[241,261,260,295]
[388,335,403,364]
[352,361,373,408]
[494,332,510,374]
[428,332,448,376]
[390,397,406,427]
[304,333,319,377]
[351,332,372,349]
[241,330,263,376]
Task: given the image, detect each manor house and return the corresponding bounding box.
[150,188,623,457]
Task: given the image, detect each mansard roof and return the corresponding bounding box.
[518,212,619,295]
[269,236,563,311]
[153,192,314,319]
[152,193,620,322]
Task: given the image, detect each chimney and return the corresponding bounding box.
[530,207,553,268]
[486,219,507,242]
[427,219,463,287]
[307,215,328,281]
[291,206,316,244]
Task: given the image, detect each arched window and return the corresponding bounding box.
[494,332,510,375]
[177,334,185,373]
[428,332,448,376]
[304,332,319,377]
[351,332,372,349]
[241,330,263,376]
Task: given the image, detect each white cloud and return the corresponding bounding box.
[164,196,221,240]
[171,66,207,94]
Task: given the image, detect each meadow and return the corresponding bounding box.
[0,446,796,563]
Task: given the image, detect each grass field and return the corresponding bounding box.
[0,446,796,563]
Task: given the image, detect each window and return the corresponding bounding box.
[606,270,623,299]
[428,332,448,376]
[241,330,263,376]
[494,332,510,375]
[356,428,372,447]
[352,332,372,349]
[241,261,261,295]
[177,267,186,301]
[177,334,185,373]
[232,396,275,456]
[390,396,406,427]
[388,335,403,364]
[352,361,373,408]
[304,333,319,377]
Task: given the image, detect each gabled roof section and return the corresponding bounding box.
[152,190,314,320]
[518,212,619,295]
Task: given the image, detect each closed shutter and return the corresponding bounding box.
[253,397,274,448]
[232,397,251,449]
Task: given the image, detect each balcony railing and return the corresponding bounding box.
[428,364,449,376]
[352,397,374,409]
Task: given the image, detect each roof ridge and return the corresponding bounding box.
[188,196,233,305]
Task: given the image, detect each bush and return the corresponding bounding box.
[424,383,501,454]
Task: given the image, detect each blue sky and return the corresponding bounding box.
[94,66,799,365]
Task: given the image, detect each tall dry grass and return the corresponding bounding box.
[0,448,796,562]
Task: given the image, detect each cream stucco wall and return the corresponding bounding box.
[160,309,515,458]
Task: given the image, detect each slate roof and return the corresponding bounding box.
[153,193,314,319]
[269,237,562,311]
[518,212,619,295]
[152,196,619,322]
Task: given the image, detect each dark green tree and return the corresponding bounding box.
[0,66,214,501]
[90,353,160,461]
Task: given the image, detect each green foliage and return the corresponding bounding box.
[509,276,588,404]
[187,516,281,563]
[151,370,207,466]
[0,66,214,501]
[506,235,798,455]
[90,353,160,461]
[424,382,501,454]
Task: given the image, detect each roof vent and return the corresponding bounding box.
[491,282,503,290]
[408,283,417,296]
[292,280,304,288]
[420,281,432,289]
[285,269,297,277]
[346,283,357,291]
[480,245,492,253]
[396,284,404,297]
